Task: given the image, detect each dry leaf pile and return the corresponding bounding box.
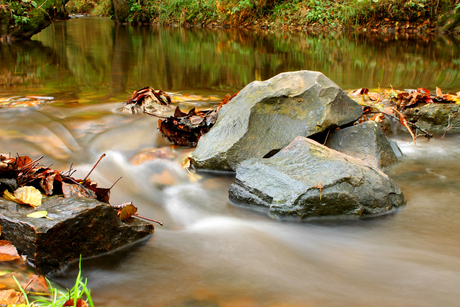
[0,154,162,223]
[351,87,460,144]
[144,91,237,147]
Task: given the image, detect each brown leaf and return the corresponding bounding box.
[25,274,48,293]
[351,88,369,97]
[116,203,138,221]
[0,240,20,262]
[174,106,188,118]
[62,182,97,199]
[216,92,238,112]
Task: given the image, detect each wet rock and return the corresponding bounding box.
[190,70,363,171]
[0,197,154,274]
[403,103,460,135]
[325,121,399,169]
[229,137,405,220]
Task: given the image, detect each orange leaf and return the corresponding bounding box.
[417,88,430,95]
[0,240,20,262]
[0,289,23,305]
[436,87,443,97]
[25,275,49,293]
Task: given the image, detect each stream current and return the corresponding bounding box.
[1,17,460,306]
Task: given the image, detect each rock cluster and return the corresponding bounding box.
[190,71,405,220]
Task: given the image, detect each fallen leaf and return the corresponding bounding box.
[27,211,52,220]
[0,240,20,262]
[63,298,89,307]
[0,289,23,305]
[436,87,443,97]
[24,274,48,293]
[116,203,138,221]
[6,186,42,208]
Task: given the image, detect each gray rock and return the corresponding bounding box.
[229,137,405,220]
[403,103,460,135]
[389,140,404,159]
[0,197,154,274]
[190,71,363,171]
[325,121,399,169]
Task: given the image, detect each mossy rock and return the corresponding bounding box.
[0,0,65,42]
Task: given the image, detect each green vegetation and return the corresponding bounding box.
[67,0,458,31]
[15,259,94,307]
[0,0,64,41]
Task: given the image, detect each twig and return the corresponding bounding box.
[134,214,163,226]
[323,129,331,145]
[83,153,106,181]
[109,177,122,190]
[442,114,452,138]
[393,108,416,146]
[143,110,168,118]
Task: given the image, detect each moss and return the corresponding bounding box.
[1,0,63,41]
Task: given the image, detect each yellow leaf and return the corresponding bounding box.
[14,187,42,208]
[27,211,52,220]
[118,203,138,221]
[2,190,18,203]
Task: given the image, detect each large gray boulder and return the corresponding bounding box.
[325,121,399,169]
[229,137,405,220]
[190,71,363,171]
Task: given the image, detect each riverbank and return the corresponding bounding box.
[66,0,460,34]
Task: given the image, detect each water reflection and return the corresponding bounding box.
[1,17,460,104]
[1,18,460,307]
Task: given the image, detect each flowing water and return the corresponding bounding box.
[1,17,460,306]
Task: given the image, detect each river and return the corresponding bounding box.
[1,17,460,306]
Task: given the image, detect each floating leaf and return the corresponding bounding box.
[27,211,52,220]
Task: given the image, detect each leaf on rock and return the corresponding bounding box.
[61,182,97,200]
[27,211,52,220]
[115,203,138,221]
[0,240,20,262]
[3,187,42,208]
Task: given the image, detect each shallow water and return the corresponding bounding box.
[1,18,460,306]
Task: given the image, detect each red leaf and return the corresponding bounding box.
[63,298,89,307]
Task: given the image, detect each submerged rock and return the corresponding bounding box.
[403,103,460,135]
[0,197,154,274]
[190,70,363,171]
[229,137,405,220]
[326,121,400,169]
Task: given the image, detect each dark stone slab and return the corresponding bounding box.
[0,197,154,274]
